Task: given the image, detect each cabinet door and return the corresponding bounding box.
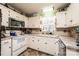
[0,5,9,26]
[56,12,67,28]
[9,9,20,21]
[9,10,17,19]
[34,17,41,28]
[37,37,59,55]
[28,16,41,28]
[71,11,79,26]
[25,35,30,45]
[38,37,58,55]
[38,37,48,52]
[29,36,48,52]
[1,8,9,26]
[66,48,79,56]
[23,16,28,28]
[67,4,79,27]
[28,17,34,28]
[1,38,11,56]
[29,36,40,50]
[46,38,59,55]
[66,11,72,27]
[17,13,24,21]
[29,36,59,55]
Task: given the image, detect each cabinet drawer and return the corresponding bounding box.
[1,39,11,56]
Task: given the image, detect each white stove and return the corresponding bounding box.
[11,36,27,56]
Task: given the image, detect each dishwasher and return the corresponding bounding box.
[57,39,66,56]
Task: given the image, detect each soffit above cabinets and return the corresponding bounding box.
[8,3,68,14]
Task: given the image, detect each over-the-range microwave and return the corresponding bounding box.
[9,18,25,28]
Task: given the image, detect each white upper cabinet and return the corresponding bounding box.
[9,10,28,28]
[66,9,73,27]
[9,9,23,21]
[56,4,79,28]
[56,10,74,28]
[28,16,41,28]
[0,5,9,26]
[9,9,17,19]
[67,3,79,27]
[23,16,28,28]
[56,11,67,28]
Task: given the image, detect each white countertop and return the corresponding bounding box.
[59,36,79,50]
[2,34,79,50]
[27,34,79,50]
[28,34,59,38]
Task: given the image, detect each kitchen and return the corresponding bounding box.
[0,3,79,56]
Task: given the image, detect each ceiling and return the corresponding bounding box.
[8,3,67,14]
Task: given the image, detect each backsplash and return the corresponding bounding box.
[32,30,42,34]
[68,28,78,38]
[5,30,22,36]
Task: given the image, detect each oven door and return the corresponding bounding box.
[12,36,26,52]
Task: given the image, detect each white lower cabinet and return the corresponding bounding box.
[1,38,11,56]
[24,35,29,48]
[29,36,59,55]
[66,48,79,56]
[38,37,48,52]
[29,36,39,50]
[46,38,59,55]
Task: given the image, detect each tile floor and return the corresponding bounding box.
[19,48,52,56]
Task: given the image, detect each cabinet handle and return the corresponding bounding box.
[70,20,73,22]
[9,46,11,48]
[32,40,34,42]
[45,42,47,44]
[37,48,39,50]
[38,40,39,42]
